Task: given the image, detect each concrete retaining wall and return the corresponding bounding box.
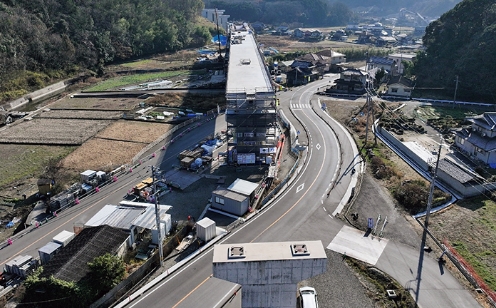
[376,125,429,170]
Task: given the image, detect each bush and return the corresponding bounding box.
[370,156,395,180]
[393,181,429,214]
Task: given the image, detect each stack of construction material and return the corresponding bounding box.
[4,255,37,278]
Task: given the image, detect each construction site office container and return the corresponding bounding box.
[196,217,216,242]
[52,230,75,247]
[38,242,62,265]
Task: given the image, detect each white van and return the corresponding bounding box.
[299,286,318,308]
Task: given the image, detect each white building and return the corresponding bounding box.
[202,9,230,32]
[213,241,327,308]
[388,53,416,75]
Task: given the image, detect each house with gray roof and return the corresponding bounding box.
[367,56,396,74]
[41,225,129,283]
[386,75,415,98]
[455,112,496,167]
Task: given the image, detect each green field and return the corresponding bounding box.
[0,145,76,189]
[85,70,188,91]
[414,106,479,121]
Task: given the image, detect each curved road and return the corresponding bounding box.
[120,78,355,308]
[120,77,481,308]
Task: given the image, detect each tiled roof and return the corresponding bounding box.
[41,225,129,283]
[439,158,483,184]
[469,112,496,130]
[387,75,415,88]
[368,56,394,66]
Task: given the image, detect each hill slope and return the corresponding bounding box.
[414,0,496,102]
[0,0,215,102]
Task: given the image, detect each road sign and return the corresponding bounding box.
[367,218,374,229]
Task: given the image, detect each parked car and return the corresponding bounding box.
[299,286,318,308]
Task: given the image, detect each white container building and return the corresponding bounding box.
[196,217,216,242]
[52,230,75,247]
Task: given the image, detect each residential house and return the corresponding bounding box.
[326,68,367,95]
[287,58,320,86]
[41,225,129,283]
[455,112,496,166]
[272,26,289,36]
[385,75,414,98]
[251,22,265,33]
[387,53,416,75]
[293,28,304,38]
[367,56,396,74]
[330,29,347,41]
[356,30,374,44]
[295,53,331,74]
[316,50,346,66]
[201,9,230,32]
[376,36,397,47]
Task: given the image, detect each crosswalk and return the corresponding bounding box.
[290,103,311,109]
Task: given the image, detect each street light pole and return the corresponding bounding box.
[151,165,164,267]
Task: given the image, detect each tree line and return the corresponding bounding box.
[413,0,496,102]
[207,0,356,28]
[0,0,216,102]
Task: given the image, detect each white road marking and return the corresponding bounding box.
[296,183,304,193]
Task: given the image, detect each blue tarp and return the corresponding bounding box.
[211,35,227,46]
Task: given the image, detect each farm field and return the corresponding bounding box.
[59,139,144,173]
[0,118,112,145]
[37,109,123,120]
[49,97,140,111]
[60,120,173,173]
[0,144,76,189]
[84,70,188,91]
[95,120,172,143]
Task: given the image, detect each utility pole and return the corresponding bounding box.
[424,142,442,230]
[453,75,459,106]
[364,52,371,146]
[215,9,222,58]
[151,165,164,267]
[415,142,442,303]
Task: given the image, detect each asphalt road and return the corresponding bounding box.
[118,78,362,308]
[1,77,481,308]
[118,77,481,308]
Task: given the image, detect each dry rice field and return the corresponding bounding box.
[0,118,112,145]
[59,139,144,172]
[60,120,172,172]
[95,120,172,143]
[37,109,123,120]
[49,97,140,111]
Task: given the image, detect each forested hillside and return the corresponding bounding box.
[207,0,355,27]
[0,0,215,102]
[343,0,462,17]
[204,0,461,24]
[413,0,496,102]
